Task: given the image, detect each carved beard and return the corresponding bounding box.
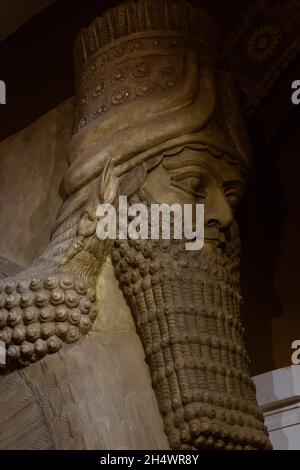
[112,236,271,450]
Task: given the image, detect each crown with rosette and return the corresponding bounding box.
[73,0,217,133]
[63,0,252,204]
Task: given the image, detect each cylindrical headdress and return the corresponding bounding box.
[62,0,252,212]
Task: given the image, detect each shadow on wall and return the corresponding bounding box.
[240,107,300,376]
[240,154,285,375]
[0,100,72,267]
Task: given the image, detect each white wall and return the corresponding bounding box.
[253,366,300,450]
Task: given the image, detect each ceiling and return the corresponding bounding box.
[0,0,55,41]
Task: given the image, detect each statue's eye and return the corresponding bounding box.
[223,186,242,209]
[171,172,209,198]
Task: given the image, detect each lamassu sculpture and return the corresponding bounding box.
[0,0,271,450]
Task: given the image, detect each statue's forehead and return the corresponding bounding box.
[162,148,244,183]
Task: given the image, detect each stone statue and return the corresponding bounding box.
[0,0,271,450]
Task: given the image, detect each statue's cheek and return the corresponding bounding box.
[230,220,240,242]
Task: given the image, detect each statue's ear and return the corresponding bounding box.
[76,159,119,239]
[143,154,164,173]
[118,154,164,199]
[119,164,146,198]
[99,159,119,204]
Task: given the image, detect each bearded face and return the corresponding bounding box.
[112,148,271,450]
[141,147,244,249]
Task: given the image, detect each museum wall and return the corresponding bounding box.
[0,99,72,267]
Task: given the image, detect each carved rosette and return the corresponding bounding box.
[73,32,216,135]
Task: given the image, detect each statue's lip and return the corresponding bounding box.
[204,233,226,244]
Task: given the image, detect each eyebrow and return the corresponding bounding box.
[170,169,211,183]
[222,179,245,190]
[162,155,214,173]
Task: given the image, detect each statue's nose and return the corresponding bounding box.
[204,187,234,231]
